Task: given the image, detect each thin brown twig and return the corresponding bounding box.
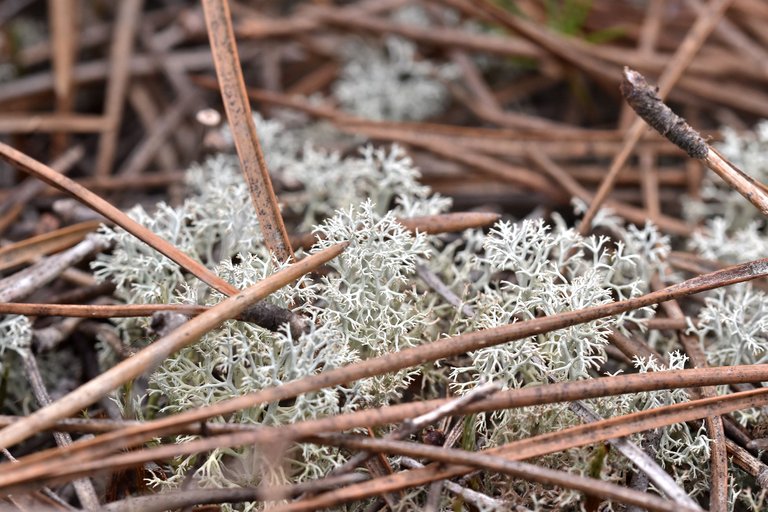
[18,171,186,199]
[622,67,768,217]
[11,3,182,68]
[196,72,711,152]
[94,0,145,177]
[448,50,501,114]
[48,391,745,512]
[0,220,101,272]
[0,362,766,439]
[47,0,79,155]
[685,0,768,78]
[0,114,106,133]
[0,46,260,106]
[445,0,618,85]
[195,75,684,146]
[285,61,339,96]
[727,438,768,489]
[399,457,507,511]
[336,127,557,194]
[681,71,768,119]
[645,317,691,331]
[0,414,257,436]
[18,351,100,510]
[448,81,578,133]
[608,330,664,363]
[0,236,107,303]
[522,321,691,509]
[0,302,207,318]
[135,16,204,167]
[6,360,768,495]
[639,147,661,221]
[341,120,692,158]
[566,400,696,509]
[0,145,83,234]
[328,382,500,479]
[11,379,754,511]
[245,6,543,60]
[240,4,762,112]
[127,84,179,171]
[526,149,693,236]
[618,0,665,130]
[201,0,294,263]
[0,142,239,297]
[415,263,475,318]
[116,92,197,177]
[99,473,369,512]
[628,0,665,223]
[532,345,694,508]
[578,0,735,233]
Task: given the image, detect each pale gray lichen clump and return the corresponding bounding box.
[4,115,764,509]
[688,120,768,256]
[76,109,739,510]
[0,313,83,416]
[91,115,450,508]
[451,216,660,392]
[679,121,768,508]
[685,123,768,381]
[0,113,753,510]
[0,314,31,356]
[332,36,457,122]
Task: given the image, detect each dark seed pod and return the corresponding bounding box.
[421,427,446,446]
[620,67,708,159]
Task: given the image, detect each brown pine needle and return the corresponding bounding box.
[0,141,239,297]
[328,382,501,479]
[48,0,79,155]
[201,0,294,263]
[93,0,143,177]
[0,220,101,272]
[0,363,766,440]
[396,212,501,235]
[0,237,107,303]
[99,473,369,512]
[7,384,759,507]
[0,302,208,318]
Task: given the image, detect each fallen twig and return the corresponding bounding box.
[202,0,294,263]
[622,67,768,217]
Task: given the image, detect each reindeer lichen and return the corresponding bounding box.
[84,113,748,510]
[333,36,456,122]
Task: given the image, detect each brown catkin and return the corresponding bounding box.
[620,67,708,159]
